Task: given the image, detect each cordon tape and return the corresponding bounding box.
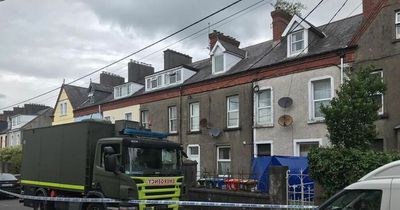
[0,189,318,209]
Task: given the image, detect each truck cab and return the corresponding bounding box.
[319,160,400,210]
[93,130,184,210]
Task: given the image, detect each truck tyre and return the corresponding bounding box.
[85,203,106,210]
[33,189,53,210]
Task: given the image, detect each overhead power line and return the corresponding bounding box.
[0,0,244,111]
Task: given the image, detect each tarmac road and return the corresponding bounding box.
[0,197,29,210]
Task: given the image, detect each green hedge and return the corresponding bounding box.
[0,145,22,174]
[308,147,400,197]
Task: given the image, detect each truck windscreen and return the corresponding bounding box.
[124,147,182,176]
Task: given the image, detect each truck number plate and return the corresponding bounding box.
[1,184,13,187]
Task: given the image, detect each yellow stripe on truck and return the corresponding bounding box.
[21,180,85,191]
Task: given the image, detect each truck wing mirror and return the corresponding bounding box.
[181,150,188,158]
[104,154,120,174]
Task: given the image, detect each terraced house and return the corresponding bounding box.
[71,2,377,177]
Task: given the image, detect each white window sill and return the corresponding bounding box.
[253,123,274,128]
[307,118,325,124]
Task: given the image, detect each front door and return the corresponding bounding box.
[187,145,200,179]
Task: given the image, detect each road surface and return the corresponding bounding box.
[0,197,29,210]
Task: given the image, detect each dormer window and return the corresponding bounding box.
[289,30,305,55]
[282,15,323,58]
[145,66,196,91]
[210,41,245,75]
[114,82,143,99]
[213,47,224,74]
[165,70,181,85]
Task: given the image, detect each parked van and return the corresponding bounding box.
[319,160,400,210]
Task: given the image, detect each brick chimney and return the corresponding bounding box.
[164,49,192,70]
[271,9,292,42]
[100,72,125,87]
[128,60,154,85]
[208,30,240,51]
[362,0,380,18]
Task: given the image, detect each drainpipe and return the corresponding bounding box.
[251,82,256,159]
[179,86,183,145]
[98,105,102,118]
[340,57,344,84]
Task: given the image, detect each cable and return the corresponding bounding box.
[0,0,244,111]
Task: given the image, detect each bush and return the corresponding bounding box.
[308,147,400,197]
[0,145,22,174]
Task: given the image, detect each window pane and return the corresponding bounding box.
[373,94,383,113]
[169,107,177,119]
[177,70,181,81]
[258,107,272,123]
[257,144,271,156]
[228,96,239,111]
[215,55,224,72]
[228,111,239,127]
[219,148,230,160]
[170,119,177,132]
[292,41,304,52]
[396,25,400,39]
[396,12,400,23]
[292,30,304,41]
[218,162,231,175]
[189,147,199,155]
[125,113,132,121]
[151,79,157,88]
[299,142,319,157]
[313,79,331,100]
[320,190,382,210]
[169,73,176,84]
[258,90,271,107]
[314,100,330,118]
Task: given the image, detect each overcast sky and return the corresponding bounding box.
[0,0,362,112]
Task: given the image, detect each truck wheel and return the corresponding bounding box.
[33,189,53,210]
[85,203,106,210]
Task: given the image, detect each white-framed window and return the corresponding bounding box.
[217,146,231,176]
[255,88,273,125]
[60,102,68,116]
[212,46,224,74]
[294,139,321,157]
[309,77,333,120]
[288,29,307,56]
[254,141,273,157]
[124,112,132,121]
[189,102,200,132]
[227,95,239,128]
[168,106,177,133]
[396,11,400,39]
[371,71,384,115]
[141,110,149,129]
[165,70,182,85]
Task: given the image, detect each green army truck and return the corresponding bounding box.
[21,120,184,210]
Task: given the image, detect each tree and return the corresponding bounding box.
[320,66,386,150]
[0,145,22,173]
[274,0,306,16]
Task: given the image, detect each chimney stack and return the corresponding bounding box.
[100,72,125,87]
[208,30,240,51]
[271,9,292,42]
[128,60,154,85]
[362,0,380,18]
[163,49,192,70]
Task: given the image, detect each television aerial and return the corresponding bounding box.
[278,97,293,108]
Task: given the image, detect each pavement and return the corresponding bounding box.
[0,197,29,210]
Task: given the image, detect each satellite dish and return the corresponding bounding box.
[200,118,208,128]
[278,97,293,108]
[278,115,293,127]
[208,128,221,137]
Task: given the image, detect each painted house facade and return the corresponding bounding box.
[353,0,400,151]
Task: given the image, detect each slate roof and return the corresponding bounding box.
[63,84,89,109]
[76,14,363,110]
[218,40,247,58]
